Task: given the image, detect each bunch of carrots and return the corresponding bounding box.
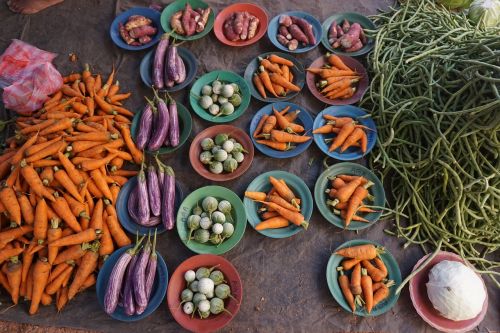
[335,244,394,314]
[245,176,308,230]
[252,54,300,99]
[307,54,360,100]
[313,115,369,153]
[0,64,142,314]
[325,174,377,228]
[253,105,311,151]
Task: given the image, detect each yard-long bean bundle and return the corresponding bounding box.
[360,0,500,286]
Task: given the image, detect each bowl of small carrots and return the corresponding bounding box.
[326,239,402,316]
[314,162,385,230]
[250,102,314,159]
[313,106,377,161]
[244,170,313,238]
[243,52,305,103]
[306,54,368,105]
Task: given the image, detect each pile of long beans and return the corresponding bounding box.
[360,0,500,286]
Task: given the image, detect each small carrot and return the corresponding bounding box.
[105,214,131,247]
[313,124,334,134]
[332,176,365,205]
[49,228,96,247]
[321,78,355,94]
[29,257,51,315]
[350,263,362,295]
[33,199,48,242]
[258,67,278,97]
[47,219,62,265]
[326,53,352,71]
[110,169,139,177]
[335,244,380,260]
[342,258,361,271]
[328,122,355,152]
[57,151,85,188]
[63,193,89,219]
[39,118,74,136]
[361,260,386,282]
[330,177,347,190]
[340,127,365,152]
[99,221,114,256]
[80,153,117,171]
[66,131,115,142]
[261,211,280,219]
[119,124,142,164]
[11,134,39,165]
[244,191,267,201]
[372,281,394,307]
[90,169,113,200]
[270,130,311,143]
[107,80,120,98]
[273,108,304,133]
[104,148,132,161]
[269,73,300,92]
[256,140,290,151]
[259,57,283,74]
[50,192,82,233]
[45,91,64,105]
[255,216,289,230]
[24,136,60,156]
[56,286,69,311]
[0,226,33,243]
[269,176,298,207]
[89,199,104,231]
[6,256,22,304]
[327,86,356,100]
[344,184,372,226]
[337,267,356,312]
[268,54,294,67]
[107,93,131,104]
[0,248,24,264]
[25,141,66,164]
[261,115,277,134]
[45,265,74,295]
[68,249,98,300]
[53,166,84,202]
[0,185,21,225]
[373,256,388,279]
[0,270,11,295]
[272,83,286,96]
[281,65,290,92]
[253,114,269,138]
[361,268,374,313]
[61,84,83,98]
[256,201,308,229]
[47,262,70,283]
[360,131,368,153]
[268,195,299,212]
[78,274,96,293]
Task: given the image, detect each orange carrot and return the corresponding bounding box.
[62,193,89,219]
[273,108,304,133]
[50,192,82,233]
[256,140,289,151]
[99,221,114,256]
[268,54,294,67]
[33,199,48,242]
[119,125,142,164]
[258,67,278,97]
[0,226,33,243]
[326,54,352,71]
[328,122,355,152]
[0,270,12,295]
[90,169,113,200]
[360,131,368,153]
[338,267,356,312]
[259,58,283,74]
[53,166,83,202]
[335,244,379,260]
[333,176,364,204]
[373,282,393,307]
[326,86,355,99]
[342,258,361,271]
[0,248,24,264]
[105,214,131,247]
[45,265,74,295]
[79,153,117,171]
[109,169,138,177]
[244,191,267,201]
[269,73,300,92]
[344,184,371,226]
[39,118,74,136]
[49,229,96,247]
[47,219,62,265]
[261,211,280,219]
[11,134,39,165]
[330,177,347,190]
[268,194,300,212]
[24,135,60,156]
[269,176,298,206]
[361,268,373,313]
[68,249,98,300]
[256,201,307,229]
[104,148,132,161]
[270,130,311,143]
[56,286,69,311]
[255,216,289,230]
[340,127,365,152]
[29,257,51,314]
[350,263,362,295]
[272,83,285,96]
[373,257,388,279]
[57,151,84,188]
[313,124,334,134]
[321,78,354,94]
[261,115,277,134]
[6,257,22,304]
[0,185,21,225]
[78,273,96,293]
[361,260,386,282]
[47,262,70,283]
[107,80,120,98]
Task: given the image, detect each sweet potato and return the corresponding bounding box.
[233,12,244,34]
[125,16,151,30]
[277,34,289,47]
[336,25,344,38]
[328,21,338,44]
[196,8,211,33]
[288,39,298,51]
[340,23,362,49]
[248,16,259,40]
[345,40,363,52]
[279,15,292,27]
[289,24,309,45]
[291,16,316,45]
[342,19,350,33]
[119,23,136,45]
[129,25,157,39]
[181,6,192,36]
[240,12,251,40]
[224,20,239,41]
[138,36,152,44]
[279,25,292,40]
[170,11,184,35]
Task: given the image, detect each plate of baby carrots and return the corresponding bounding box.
[314,162,385,230]
[313,105,377,161]
[306,53,368,105]
[326,239,402,316]
[244,52,305,102]
[249,102,313,158]
[243,170,313,238]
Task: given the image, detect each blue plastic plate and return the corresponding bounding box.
[267,11,322,53]
[139,47,198,92]
[244,170,313,238]
[116,176,183,235]
[326,239,402,316]
[110,7,164,51]
[313,106,377,161]
[250,102,314,158]
[96,245,168,321]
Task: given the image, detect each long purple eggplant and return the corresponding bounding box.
[144,231,158,302]
[153,35,169,89]
[161,166,175,230]
[104,239,144,314]
[168,98,179,147]
[123,251,139,316]
[166,46,180,83]
[137,167,150,225]
[147,165,161,216]
[147,94,169,151]
[128,184,139,222]
[135,102,154,150]
[175,54,186,84]
[134,239,152,314]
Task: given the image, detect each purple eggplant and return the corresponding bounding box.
[142,216,161,227]
[135,101,154,150]
[133,238,152,314]
[168,98,179,147]
[161,166,175,230]
[144,231,158,302]
[153,35,170,89]
[137,166,150,225]
[147,93,170,151]
[128,184,140,222]
[166,46,180,83]
[175,54,186,84]
[147,165,161,216]
[104,238,144,315]
[164,47,176,88]
[123,251,139,316]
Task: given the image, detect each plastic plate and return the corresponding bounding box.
[244,170,313,238]
[314,162,385,230]
[139,47,198,92]
[313,105,377,160]
[160,0,215,41]
[96,245,168,321]
[326,239,402,316]
[176,186,246,255]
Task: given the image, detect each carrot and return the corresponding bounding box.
[261,115,277,134]
[49,228,96,248]
[63,73,81,83]
[256,201,307,229]
[0,248,22,264]
[11,134,39,165]
[307,68,356,78]
[361,260,386,282]
[119,124,142,164]
[29,257,51,314]
[258,67,278,97]
[350,263,362,295]
[268,195,300,212]
[105,214,131,247]
[104,148,132,161]
[321,78,355,94]
[33,199,48,242]
[335,244,379,260]
[107,93,131,104]
[333,177,365,206]
[342,258,361,271]
[50,192,82,233]
[284,110,300,123]
[244,191,267,201]
[268,54,294,67]
[269,73,300,92]
[21,251,34,295]
[361,268,374,313]
[94,74,102,92]
[53,166,83,203]
[46,220,62,265]
[256,140,289,151]
[344,184,371,226]
[0,270,11,295]
[6,257,22,304]
[259,58,283,74]
[328,122,355,152]
[88,199,103,231]
[337,267,356,312]
[330,177,347,190]
[80,153,117,171]
[57,152,84,187]
[326,86,355,100]
[340,127,365,152]
[272,83,286,96]
[75,121,99,133]
[260,211,280,219]
[62,193,89,219]
[273,108,304,133]
[255,217,289,230]
[313,124,335,134]
[76,139,124,158]
[281,65,290,92]
[109,175,128,186]
[0,226,33,243]
[56,286,69,311]
[24,136,60,157]
[372,281,394,306]
[373,257,388,279]
[358,131,368,153]
[45,91,64,105]
[270,130,311,143]
[326,54,352,71]
[99,221,114,256]
[78,273,96,293]
[45,265,73,295]
[0,185,21,225]
[107,80,120,97]
[109,169,138,177]
[269,176,298,207]
[66,131,115,142]
[47,262,70,284]
[68,249,98,300]
[25,141,66,164]
[39,118,74,136]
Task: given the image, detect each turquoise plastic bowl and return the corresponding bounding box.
[244,170,313,238]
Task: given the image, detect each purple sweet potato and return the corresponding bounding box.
[138,35,152,44]
[279,25,292,40]
[129,25,157,39]
[340,23,362,49]
[277,34,289,47]
[119,23,136,45]
[279,15,292,27]
[345,39,363,52]
[287,39,298,51]
[232,12,244,34]
[342,19,351,33]
[289,24,309,45]
[291,16,316,45]
[224,19,240,41]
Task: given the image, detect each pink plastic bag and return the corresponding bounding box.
[0,39,62,114]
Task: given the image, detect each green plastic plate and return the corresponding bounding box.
[176,185,247,255]
[244,170,313,238]
[189,70,251,123]
[130,102,192,155]
[314,162,385,230]
[326,239,402,316]
[321,12,376,57]
[160,0,215,41]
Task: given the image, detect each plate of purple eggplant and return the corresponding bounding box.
[116,158,183,235]
[140,42,198,92]
[131,94,192,155]
[96,234,168,322]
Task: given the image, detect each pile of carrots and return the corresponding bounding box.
[252,54,300,99]
[307,54,360,101]
[335,244,394,313]
[313,115,369,153]
[245,176,308,230]
[325,174,376,228]
[0,64,142,314]
[253,105,311,151]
